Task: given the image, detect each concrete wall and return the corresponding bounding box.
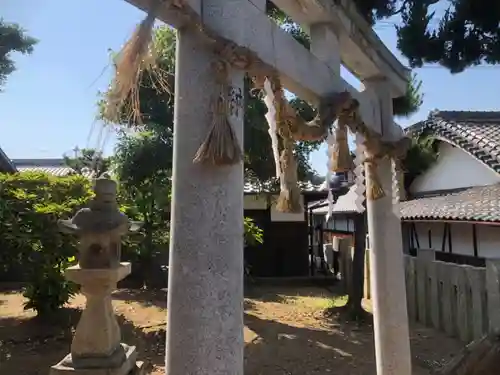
[403,251,500,343]
[410,142,500,194]
[411,222,500,258]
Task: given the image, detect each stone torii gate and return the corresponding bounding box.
[116,0,412,374]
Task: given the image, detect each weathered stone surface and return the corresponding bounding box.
[53,176,147,375]
[58,176,141,270]
[426,260,440,330]
[417,249,435,262]
[404,256,417,321]
[408,257,491,342]
[466,267,487,340]
[416,258,428,324]
[366,154,412,375]
[486,259,500,333]
[50,344,139,375]
[165,26,244,375]
[64,264,131,359]
[439,333,500,375]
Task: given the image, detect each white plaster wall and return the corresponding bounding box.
[410,142,500,194]
[476,225,500,258]
[412,222,500,258]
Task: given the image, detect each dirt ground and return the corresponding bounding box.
[0,285,463,375]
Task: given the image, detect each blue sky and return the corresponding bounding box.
[2,0,499,175]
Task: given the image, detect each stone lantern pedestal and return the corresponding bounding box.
[50,175,145,375]
[50,263,144,375]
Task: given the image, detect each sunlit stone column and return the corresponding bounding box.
[365,79,412,375]
[166,25,244,375]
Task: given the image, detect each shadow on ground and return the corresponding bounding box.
[244,312,374,375]
[111,285,332,309]
[244,284,334,304]
[0,285,463,375]
[112,289,168,309]
[0,308,165,375]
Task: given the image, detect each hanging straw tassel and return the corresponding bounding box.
[365,157,385,201]
[105,1,162,123]
[263,77,282,179]
[276,140,302,213]
[193,61,242,166]
[270,76,302,213]
[329,120,352,173]
[193,94,242,165]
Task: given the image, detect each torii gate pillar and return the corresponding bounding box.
[166,26,245,375]
[365,79,412,375]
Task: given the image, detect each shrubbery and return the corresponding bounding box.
[0,172,92,316]
[0,171,263,316]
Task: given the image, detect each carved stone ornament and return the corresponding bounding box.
[58,175,142,269]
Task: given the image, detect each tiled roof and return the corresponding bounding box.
[13,159,95,178]
[16,166,85,177]
[400,184,500,223]
[406,111,500,174]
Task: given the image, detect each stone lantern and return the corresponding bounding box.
[50,175,145,375]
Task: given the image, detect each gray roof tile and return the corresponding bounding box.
[407,111,500,174]
[400,184,500,223]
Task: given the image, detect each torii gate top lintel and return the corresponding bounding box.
[272,0,410,96]
[124,0,408,140]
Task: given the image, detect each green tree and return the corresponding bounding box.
[272,0,500,74]
[0,19,37,90]
[243,217,264,277]
[341,0,500,74]
[100,26,321,184]
[402,133,439,191]
[113,130,172,287]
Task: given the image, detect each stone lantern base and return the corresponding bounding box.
[50,347,144,375]
[50,263,146,375]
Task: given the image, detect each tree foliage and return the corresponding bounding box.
[402,133,440,190]
[244,217,264,247]
[0,172,91,316]
[0,19,37,90]
[348,0,500,73]
[113,130,172,287]
[0,171,170,311]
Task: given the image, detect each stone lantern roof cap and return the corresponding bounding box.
[58,174,143,234]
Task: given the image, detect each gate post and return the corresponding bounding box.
[166,26,245,375]
[365,79,412,375]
